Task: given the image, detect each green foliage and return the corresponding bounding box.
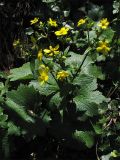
[42,0,56,3]
[0,107,8,128]
[73,74,106,116]
[0,0,120,159]
[5,98,34,123]
[113,0,120,14]
[73,130,94,148]
[8,62,33,81]
[7,84,39,107]
[99,28,115,42]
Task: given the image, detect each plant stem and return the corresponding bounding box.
[41,109,47,120]
[107,85,118,98]
[42,60,58,85]
[72,20,91,81]
[96,142,101,160]
[72,47,91,81]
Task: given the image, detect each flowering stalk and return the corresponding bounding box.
[72,47,91,81]
[72,23,91,81]
[41,59,58,85]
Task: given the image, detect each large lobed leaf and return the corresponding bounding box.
[73,74,107,116]
[7,84,39,107]
[5,98,34,123]
[8,62,33,81]
[65,51,104,80]
[29,73,59,96]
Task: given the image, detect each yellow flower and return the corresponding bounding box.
[44,45,60,56]
[55,27,69,36]
[57,70,69,80]
[38,65,49,85]
[96,41,111,54]
[77,18,86,27]
[30,17,39,25]
[48,18,58,27]
[13,39,20,47]
[98,18,109,29]
[38,49,43,61]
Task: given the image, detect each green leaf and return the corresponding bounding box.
[65,51,81,68]
[101,154,111,160]
[63,10,70,17]
[7,122,20,136]
[110,150,120,158]
[82,64,105,80]
[29,75,59,96]
[66,49,104,80]
[25,27,34,35]
[5,98,34,123]
[74,90,106,116]
[65,51,96,77]
[0,114,8,122]
[30,81,57,95]
[73,130,94,148]
[42,113,51,123]
[8,62,33,81]
[0,82,4,91]
[7,84,39,107]
[0,112,8,128]
[64,46,70,55]
[73,99,98,116]
[49,92,62,108]
[66,50,93,67]
[30,80,59,95]
[0,107,3,115]
[85,30,97,42]
[73,74,107,116]
[113,0,120,14]
[42,0,56,3]
[0,107,8,122]
[2,133,9,158]
[88,4,104,20]
[0,96,4,103]
[92,123,103,134]
[0,71,8,79]
[99,28,115,42]
[73,74,97,90]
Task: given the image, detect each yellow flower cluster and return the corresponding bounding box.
[96,41,111,54]
[30,17,39,25]
[36,17,111,86]
[38,65,69,84]
[98,18,109,29]
[57,70,69,80]
[37,45,70,84]
[48,18,58,27]
[55,27,69,36]
[44,45,60,56]
[38,65,49,85]
[77,18,86,27]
